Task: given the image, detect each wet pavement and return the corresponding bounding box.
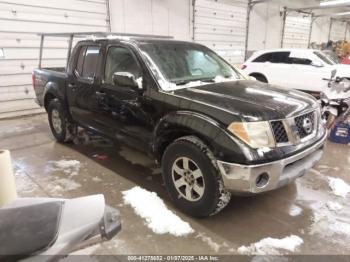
[0,114,349,256]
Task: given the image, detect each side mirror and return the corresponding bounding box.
[311,61,323,67]
[113,72,140,90]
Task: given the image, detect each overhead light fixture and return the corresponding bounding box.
[320,0,350,7]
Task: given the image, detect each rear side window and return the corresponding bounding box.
[253,52,273,62]
[75,46,86,76]
[253,51,291,64]
[289,57,312,65]
[270,52,290,63]
[82,46,100,78]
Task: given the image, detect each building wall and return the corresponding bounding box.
[0,0,109,119]
[247,0,348,54]
[109,0,192,41]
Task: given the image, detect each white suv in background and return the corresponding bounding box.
[242,48,350,94]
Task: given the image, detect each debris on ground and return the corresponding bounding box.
[92,154,108,160]
[195,233,221,253]
[237,235,303,255]
[289,205,302,217]
[46,159,81,176]
[122,186,194,237]
[328,177,350,198]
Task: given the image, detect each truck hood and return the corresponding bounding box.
[173,80,317,122]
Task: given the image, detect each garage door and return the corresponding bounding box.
[0,0,109,119]
[282,14,311,49]
[330,20,347,41]
[193,0,248,65]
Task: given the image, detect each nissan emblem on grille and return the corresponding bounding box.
[302,118,313,135]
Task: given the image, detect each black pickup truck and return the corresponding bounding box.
[33,33,327,217]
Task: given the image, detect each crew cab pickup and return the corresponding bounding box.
[33,33,327,217]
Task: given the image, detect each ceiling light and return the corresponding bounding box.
[320,0,350,7]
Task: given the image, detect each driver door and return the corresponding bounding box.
[95,45,153,150]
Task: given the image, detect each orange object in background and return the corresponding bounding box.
[342,55,350,65]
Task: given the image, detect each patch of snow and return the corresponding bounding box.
[326,201,343,212]
[46,160,81,176]
[328,177,350,198]
[309,201,350,242]
[92,176,102,182]
[195,233,221,253]
[122,186,194,237]
[237,235,303,255]
[47,178,82,192]
[289,205,302,217]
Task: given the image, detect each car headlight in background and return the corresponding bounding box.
[227,121,275,149]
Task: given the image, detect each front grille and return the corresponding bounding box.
[294,111,315,138]
[271,121,289,143]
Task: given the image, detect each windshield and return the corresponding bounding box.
[139,42,243,91]
[314,51,337,65]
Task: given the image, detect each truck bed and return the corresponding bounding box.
[33,67,67,108]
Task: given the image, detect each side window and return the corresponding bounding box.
[289,57,312,65]
[75,46,86,76]
[81,46,100,79]
[253,52,273,63]
[270,52,290,64]
[104,46,141,85]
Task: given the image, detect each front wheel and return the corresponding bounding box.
[161,136,231,217]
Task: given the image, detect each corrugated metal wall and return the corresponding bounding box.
[282,14,311,48]
[0,0,109,119]
[330,20,347,42]
[193,0,248,65]
[109,0,191,41]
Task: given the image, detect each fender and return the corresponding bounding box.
[152,111,252,164]
[43,81,72,120]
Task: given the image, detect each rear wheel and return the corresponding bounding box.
[48,99,73,143]
[162,136,231,217]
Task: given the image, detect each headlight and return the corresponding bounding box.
[227,121,275,149]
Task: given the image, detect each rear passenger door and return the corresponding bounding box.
[67,45,101,129]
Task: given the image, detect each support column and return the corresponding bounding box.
[280,7,287,48]
[308,14,314,48]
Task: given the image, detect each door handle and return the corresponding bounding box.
[95,91,106,97]
[68,83,76,90]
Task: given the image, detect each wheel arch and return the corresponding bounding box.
[152,111,247,164]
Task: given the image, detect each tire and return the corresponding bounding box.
[47,98,72,143]
[252,74,268,83]
[161,136,231,217]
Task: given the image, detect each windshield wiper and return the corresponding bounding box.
[173,80,192,86]
[173,78,215,86]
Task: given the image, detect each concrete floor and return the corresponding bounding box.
[1,114,350,256]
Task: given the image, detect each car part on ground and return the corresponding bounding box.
[321,70,350,129]
[0,195,121,261]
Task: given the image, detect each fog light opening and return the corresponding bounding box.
[256,173,269,188]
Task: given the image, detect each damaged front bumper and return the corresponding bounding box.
[217,131,327,194]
